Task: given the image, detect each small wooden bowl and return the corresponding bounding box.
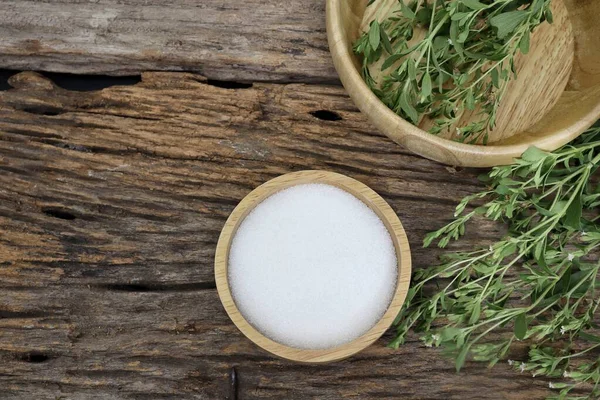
[326,0,600,167]
[215,170,411,363]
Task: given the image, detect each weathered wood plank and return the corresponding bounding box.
[0,71,553,399]
[0,0,337,83]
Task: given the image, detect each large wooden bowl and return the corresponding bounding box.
[215,170,411,363]
[326,0,600,167]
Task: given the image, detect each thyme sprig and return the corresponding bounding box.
[354,0,553,143]
[393,126,600,399]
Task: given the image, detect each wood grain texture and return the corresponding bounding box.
[0,0,336,83]
[0,71,557,399]
[215,170,411,363]
[327,0,600,167]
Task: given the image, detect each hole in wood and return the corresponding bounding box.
[41,72,141,92]
[21,106,63,116]
[19,352,50,363]
[54,142,91,153]
[42,207,77,220]
[310,110,343,121]
[205,79,253,89]
[0,69,18,91]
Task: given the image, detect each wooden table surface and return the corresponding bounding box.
[0,1,555,399]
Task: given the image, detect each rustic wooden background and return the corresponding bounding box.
[0,1,564,399]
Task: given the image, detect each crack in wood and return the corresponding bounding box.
[0,311,50,319]
[94,282,217,292]
[0,69,142,92]
[19,106,64,116]
[41,207,78,220]
[41,72,141,92]
[229,367,238,400]
[205,79,253,90]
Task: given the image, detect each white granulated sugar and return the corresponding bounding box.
[228,183,397,350]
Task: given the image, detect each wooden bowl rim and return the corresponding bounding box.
[214,170,412,363]
[325,0,600,167]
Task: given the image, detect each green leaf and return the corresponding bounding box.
[504,203,514,218]
[408,59,417,81]
[581,232,600,242]
[369,20,381,51]
[399,0,416,20]
[415,7,431,25]
[534,239,549,271]
[456,332,465,348]
[469,302,481,324]
[532,0,545,13]
[438,72,445,92]
[381,53,405,70]
[433,36,449,51]
[521,146,548,162]
[563,192,582,230]
[456,345,469,372]
[514,313,527,340]
[465,88,475,110]
[423,231,439,247]
[421,72,432,99]
[495,185,510,195]
[461,0,487,10]
[568,270,590,293]
[490,67,499,89]
[550,201,567,215]
[449,20,464,59]
[478,173,491,183]
[463,50,487,60]
[519,30,531,54]
[544,8,553,23]
[400,90,419,123]
[499,242,517,259]
[380,27,393,54]
[440,327,461,341]
[553,265,572,295]
[549,382,568,389]
[490,11,530,39]
[579,332,600,343]
[451,12,470,21]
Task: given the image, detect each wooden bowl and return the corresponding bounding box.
[215,170,411,363]
[326,0,600,167]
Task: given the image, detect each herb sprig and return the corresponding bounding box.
[354,0,553,143]
[393,125,600,399]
